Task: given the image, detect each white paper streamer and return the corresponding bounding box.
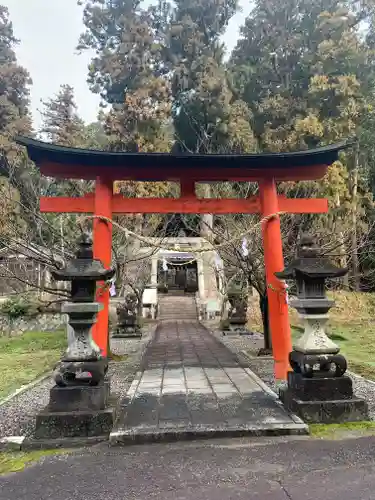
[241,237,249,257]
[162,257,169,271]
[214,253,221,269]
[109,279,116,297]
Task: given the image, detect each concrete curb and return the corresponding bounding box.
[21,435,109,450]
[236,349,308,429]
[109,422,308,447]
[0,436,25,451]
[0,371,52,407]
[238,349,307,424]
[243,365,308,428]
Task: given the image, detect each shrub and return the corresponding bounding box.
[0,296,37,320]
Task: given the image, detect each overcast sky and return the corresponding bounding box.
[3,0,252,130]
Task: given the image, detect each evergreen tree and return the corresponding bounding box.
[231,0,370,151]
[39,85,93,250]
[40,84,86,147]
[0,6,32,157]
[0,6,33,239]
[167,0,254,153]
[82,119,108,149]
[78,0,171,152]
[78,0,256,154]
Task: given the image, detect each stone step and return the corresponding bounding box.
[158,295,198,321]
[159,311,197,315]
[159,314,197,318]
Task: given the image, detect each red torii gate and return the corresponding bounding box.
[17,136,348,380]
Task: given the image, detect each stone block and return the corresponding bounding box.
[280,386,369,424]
[112,328,142,339]
[62,302,103,314]
[48,380,110,412]
[0,436,24,451]
[286,372,354,401]
[34,407,116,439]
[222,326,250,336]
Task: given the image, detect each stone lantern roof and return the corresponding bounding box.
[275,234,348,280]
[52,233,115,282]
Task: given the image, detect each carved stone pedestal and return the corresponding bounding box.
[222,324,250,336]
[280,372,368,423]
[34,379,117,441]
[293,312,339,355]
[34,408,115,440]
[48,379,111,412]
[112,324,142,339]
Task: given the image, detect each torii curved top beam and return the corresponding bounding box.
[16,136,351,182]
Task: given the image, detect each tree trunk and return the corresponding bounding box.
[350,144,360,291]
[60,215,65,256]
[259,293,272,353]
[132,214,143,253]
[137,292,143,321]
[120,213,144,296]
[335,192,349,288]
[200,184,213,240]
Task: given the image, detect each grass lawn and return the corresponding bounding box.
[291,322,375,381]
[310,421,375,439]
[0,449,72,475]
[0,330,66,400]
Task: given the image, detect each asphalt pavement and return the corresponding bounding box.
[1,435,375,499]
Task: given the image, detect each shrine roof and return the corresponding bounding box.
[16,136,351,181]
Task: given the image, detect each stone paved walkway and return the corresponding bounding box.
[110,321,307,444]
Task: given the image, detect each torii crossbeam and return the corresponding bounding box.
[17,136,348,380]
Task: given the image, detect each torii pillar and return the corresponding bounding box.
[259,178,291,380]
[92,177,113,356]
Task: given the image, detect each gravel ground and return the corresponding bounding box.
[209,323,375,420]
[0,325,156,438]
[109,325,155,400]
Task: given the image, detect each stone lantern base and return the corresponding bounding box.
[222,321,250,336]
[280,371,368,424]
[31,377,118,444]
[112,323,142,339]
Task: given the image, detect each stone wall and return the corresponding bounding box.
[0,313,65,336]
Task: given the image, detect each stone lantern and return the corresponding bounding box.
[33,234,117,443]
[222,274,249,335]
[52,233,115,385]
[276,234,368,423]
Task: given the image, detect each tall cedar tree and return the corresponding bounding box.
[78,0,256,154]
[39,85,92,248]
[0,6,31,156]
[0,6,32,239]
[169,0,256,153]
[40,84,86,147]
